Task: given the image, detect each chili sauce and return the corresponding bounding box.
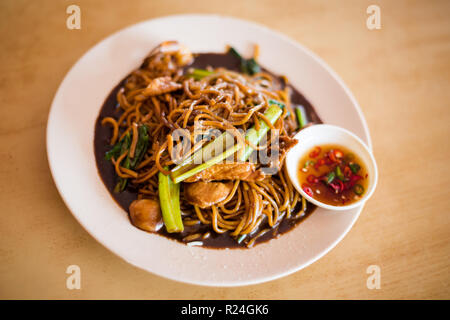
[298,145,368,206]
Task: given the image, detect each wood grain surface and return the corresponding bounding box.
[0,0,449,299]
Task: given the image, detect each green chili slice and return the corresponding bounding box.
[349,163,361,174]
[353,184,365,196]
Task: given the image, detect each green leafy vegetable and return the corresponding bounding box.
[113,133,131,193]
[105,141,123,161]
[105,125,150,193]
[242,58,260,75]
[228,47,261,75]
[129,125,149,169]
[158,169,184,233]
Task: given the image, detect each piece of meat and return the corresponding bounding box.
[143,76,182,96]
[278,135,298,163]
[184,181,233,208]
[267,135,298,171]
[129,199,163,232]
[184,163,265,183]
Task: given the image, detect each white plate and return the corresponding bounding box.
[47,14,371,287]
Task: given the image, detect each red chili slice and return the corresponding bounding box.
[329,179,344,193]
[302,183,314,197]
[334,149,344,158]
[329,181,340,193]
[329,151,337,163]
[345,174,362,189]
[344,166,352,178]
[336,179,344,192]
[309,146,321,158]
[314,158,326,170]
[307,174,318,184]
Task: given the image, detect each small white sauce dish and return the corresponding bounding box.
[285,124,378,211]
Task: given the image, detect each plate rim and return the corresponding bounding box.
[46,13,372,287]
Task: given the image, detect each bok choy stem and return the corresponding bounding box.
[295,105,308,129]
[188,68,214,80]
[158,169,183,233]
[171,144,241,184]
[240,104,283,161]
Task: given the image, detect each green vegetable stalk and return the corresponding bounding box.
[240,104,283,161]
[158,170,184,233]
[295,105,308,129]
[171,144,241,184]
[187,68,214,80]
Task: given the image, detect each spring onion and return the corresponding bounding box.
[326,171,336,185]
[158,169,184,233]
[349,163,361,174]
[295,105,308,129]
[335,166,345,181]
[237,234,247,244]
[304,160,315,168]
[187,68,214,80]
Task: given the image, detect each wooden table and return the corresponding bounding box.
[0,0,448,299]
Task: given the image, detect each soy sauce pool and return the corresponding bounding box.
[94,51,322,248]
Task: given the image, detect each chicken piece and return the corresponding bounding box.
[143,76,182,96]
[266,135,298,172]
[129,199,163,232]
[184,181,234,208]
[277,135,298,163]
[184,163,265,183]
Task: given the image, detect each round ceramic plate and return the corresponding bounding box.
[47,14,371,286]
